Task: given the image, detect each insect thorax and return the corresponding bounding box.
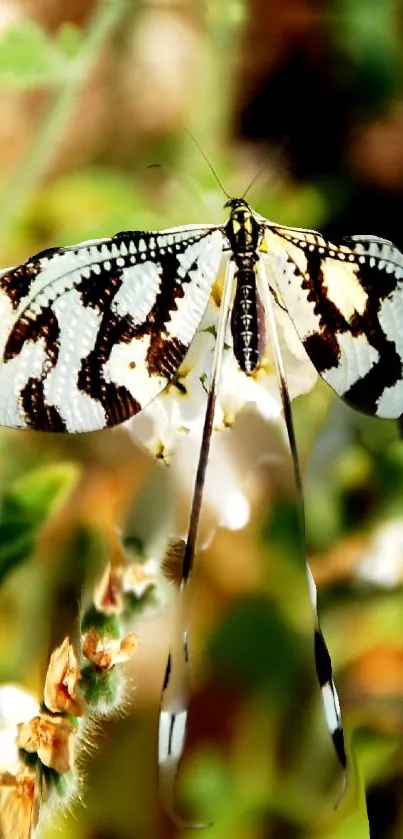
[225,199,264,375]
[224,198,262,258]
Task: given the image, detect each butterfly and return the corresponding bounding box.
[1,197,402,823]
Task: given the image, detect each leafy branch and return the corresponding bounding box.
[0,1,130,251]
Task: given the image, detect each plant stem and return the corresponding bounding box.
[0,1,129,250]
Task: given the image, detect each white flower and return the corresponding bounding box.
[356,518,403,588]
[219,489,250,531]
[128,330,215,461]
[128,283,316,451]
[123,558,160,597]
[125,265,317,540]
[169,429,252,539]
[215,350,282,429]
[0,685,38,773]
[158,330,215,431]
[131,400,179,463]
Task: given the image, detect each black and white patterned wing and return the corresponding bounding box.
[0,226,223,432]
[263,223,403,418]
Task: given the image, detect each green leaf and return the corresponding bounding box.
[0,518,36,585]
[0,462,79,584]
[0,21,66,88]
[208,596,299,693]
[333,0,401,105]
[10,462,79,517]
[56,22,83,59]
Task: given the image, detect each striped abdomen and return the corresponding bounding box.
[231,267,262,374]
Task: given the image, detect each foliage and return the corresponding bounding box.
[0,1,402,838]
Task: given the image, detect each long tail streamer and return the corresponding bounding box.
[158,254,346,827]
[158,261,235,828]
[258,260,347,780]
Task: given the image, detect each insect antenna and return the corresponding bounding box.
[257,261,347,794]
[241,135,291,202]
[158,260,235,827]
[181,125,230,200]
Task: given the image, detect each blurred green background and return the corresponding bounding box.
[0,1,402,837]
